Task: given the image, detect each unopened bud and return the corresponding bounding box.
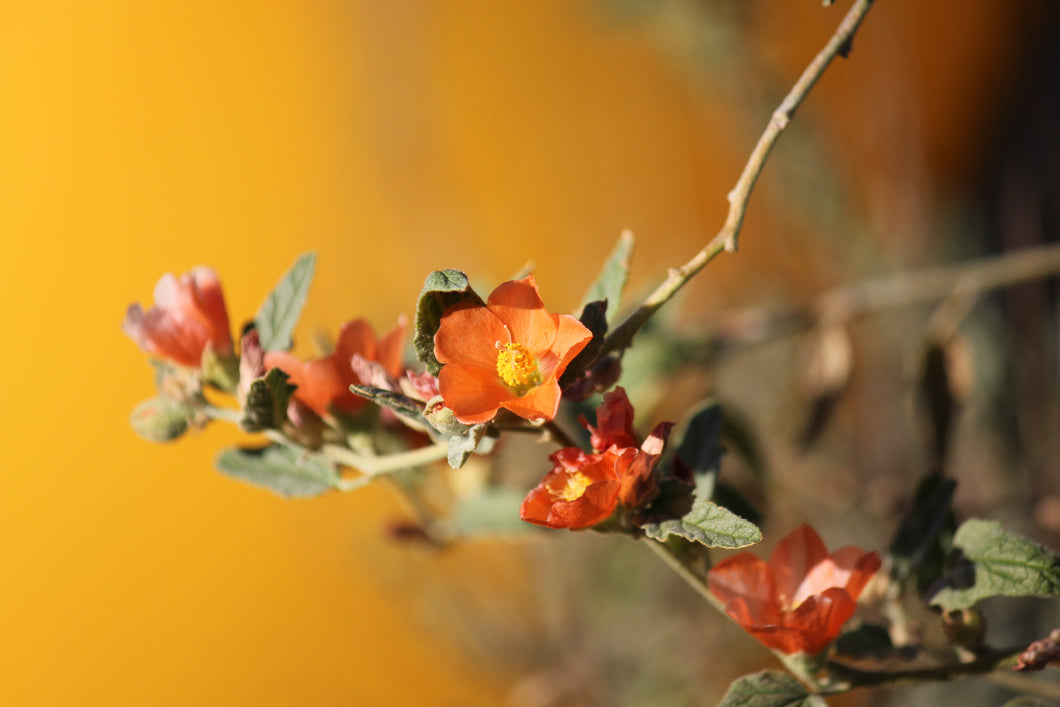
[941,608,987,650]
[130,396,190,443]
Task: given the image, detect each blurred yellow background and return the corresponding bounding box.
[0,1,1046,705]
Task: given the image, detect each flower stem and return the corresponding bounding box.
[645,539,727,614]
[598,0,877,360]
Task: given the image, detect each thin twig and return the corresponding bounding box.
[718,242,1060,346]
[598,0,877,360]
[822,647,1060,698]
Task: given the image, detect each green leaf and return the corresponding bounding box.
[255,252,317,352]
[670,399,724,499]
[241,368,296,432]
[888,471,956,585]
[129,396,190,442]
[350,384,428,427]
[215,444,340,499]
[928,519,1060,611]
[580,229,633,324]
[413,269,485,375]
[718,671,826,707]
[451,488,534,536]
[640,497,761,548]
[447,423,490,469]
[1002,699,1053,707]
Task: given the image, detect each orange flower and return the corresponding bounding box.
[264,317,406,419]
[708,524,881,656]
[520,447,624,529]
[123,267,233,368]
[520,387,672,529]
[433,275,592,424]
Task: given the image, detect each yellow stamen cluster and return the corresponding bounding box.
[496,342,541,395]
[551,470,593,502]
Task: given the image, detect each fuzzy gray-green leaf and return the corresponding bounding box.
[255,252,316,352]
[451,488,534,537]
[640,497,761,548]
[241,367,296,432]
[413,269,484,375]
[929,519,1060,611]
[719,671,826,707]
[216,444,340,499]
[580,229,633,324]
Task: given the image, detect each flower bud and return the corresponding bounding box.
[130,396,190,443]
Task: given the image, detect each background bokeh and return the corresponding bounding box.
[1,1,1057,705]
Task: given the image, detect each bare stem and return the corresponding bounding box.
[598,0,877,359]
[719,241,1060,345]
[822,647,1060,699]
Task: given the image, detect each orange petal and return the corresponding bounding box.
[376,315,408,377]
[770,524,830,607]
[709,553,777,611]
[335,319,377,365]
[434,304,510,369]
[487,276,557,354]
[549,312,593,370]
[438,363,510,424]
[785,588,856,655]
[838,547,882,598]
[501,379,561,422]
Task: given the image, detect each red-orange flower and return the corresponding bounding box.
[433,275,592,424]
[123,267,233,368]
[520,447,624,529]
[264,317,406,419]
[520,387,672,529]
[708,524,881,655]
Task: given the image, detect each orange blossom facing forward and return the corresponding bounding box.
[433,275,592,424]
[520,387,672,529]
[708,524,881,655]
[123,267,233,369]
[264,317,406,419]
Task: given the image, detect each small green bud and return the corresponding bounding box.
[130,396,190,443]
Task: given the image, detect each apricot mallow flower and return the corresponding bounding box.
[520,387,672,530]
[708,524,881,656]
[264,317,406,419]
[433,275,592,424]
[123,267,233,368]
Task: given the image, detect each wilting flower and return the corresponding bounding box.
[520,387,672,529]
[123,267,233,368]
[433,275,592,424]
[264,317,406,419]
[708,524,881,656]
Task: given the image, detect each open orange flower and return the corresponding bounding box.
[433,275,592,424]
[520,447,624,529]
[123,267,233,368]
[520,387,672,529]
[264,317,406,419]
[708,524,881,656]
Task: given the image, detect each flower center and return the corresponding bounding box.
[551,470,593,502]
[496,342,541,395]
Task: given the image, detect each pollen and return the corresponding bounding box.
[551,470,593,502]
[496,342,542,395]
